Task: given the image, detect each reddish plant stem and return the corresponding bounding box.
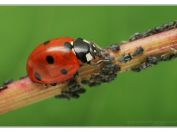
[0,28,177,115]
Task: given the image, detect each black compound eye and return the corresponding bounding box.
[60,69,68,75]
[43,40,50,45]
[64,42,73,50]
[34,72,41,81]
[46,55,54,64]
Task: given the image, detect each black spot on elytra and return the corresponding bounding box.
[46,55,54,64]
[60,69,68,75]
[34,72,41,81]
[64,42,73,50]
[43,40,50,45]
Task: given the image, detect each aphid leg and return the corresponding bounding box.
[92,59,111,65]
[161,53,171,61]
[171,47,177,54]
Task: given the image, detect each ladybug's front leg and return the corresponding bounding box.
[55,73,86,100]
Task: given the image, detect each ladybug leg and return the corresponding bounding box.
[55,73,86,100]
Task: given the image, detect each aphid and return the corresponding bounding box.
[129,32,144,42]
[110,44,120,52]
[132,47,144,57]
[131,66,141,72]
[26,37,101,84]
[146,56,159,65]
[161,53,177,61]
[153,26,163,33]
[119,53,132,63]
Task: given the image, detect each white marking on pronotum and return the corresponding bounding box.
[83,39,90,43]
[86,53,93,61]
[70,41,74,45]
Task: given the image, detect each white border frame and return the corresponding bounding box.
[0,0,177,5]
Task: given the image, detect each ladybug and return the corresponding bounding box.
[26,37,100,84]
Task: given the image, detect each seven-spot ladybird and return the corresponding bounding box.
[26,37,100,84]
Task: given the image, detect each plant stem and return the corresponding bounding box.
[0,28,177,115]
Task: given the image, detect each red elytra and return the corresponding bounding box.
[26,37,80,84]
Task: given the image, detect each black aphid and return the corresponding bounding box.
[132,47,144,57]
[119,53,132,63]
[55,79,86,100]
[129,32,144,42]
[146,56,159,65]
[110,44,120,52]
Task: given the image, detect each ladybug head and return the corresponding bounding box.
[73,38,101,63]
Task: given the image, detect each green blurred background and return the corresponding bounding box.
[0,6,177,126]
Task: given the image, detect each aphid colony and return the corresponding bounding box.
[108,42,165,72]
[82,52,120,87]
[108,20,177,73]
[131,48,177,72]
[129,20,177,42]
